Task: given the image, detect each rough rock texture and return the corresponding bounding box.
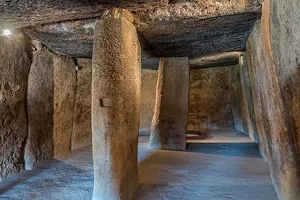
[189,52,241,69]
[149,57,189,150]
[229,57,258,142]
[71,59,92,150]
[137,12,260,58]
[20,0,261,58]
[229,65,248,133]
[53,55,76,157]
[25,46,76,169]
[245,0,300,198]
[0,0,168,28]
[238,55,258,143]
[91,9,141,200]
[140,69,158,133]
[0,34,31,180]
[23,12,261,58]
[189,67,233,130]
[25,47,54,170]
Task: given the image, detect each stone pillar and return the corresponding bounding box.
[25,47,54,170]
[92,8,141,200]
[71,59,92,150]
[149,57,189,150]
[53,55,76,157]
[0,34,31,180]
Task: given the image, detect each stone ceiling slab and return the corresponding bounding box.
[2,0,261,58]
[24,11,260,58]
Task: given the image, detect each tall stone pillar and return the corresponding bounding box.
[149,57,189,150]
[92,8,141,200]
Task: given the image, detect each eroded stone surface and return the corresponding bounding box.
[240,58,259,143]
[229,64,248,134]
[149,57,189,150]
[229,55,258,142]
[137,12,260,57]
[25,47,54,170]
[53,55,76,157]
[71,59,92,150]
[245,0,300,198]
[0,0,168,28]
[189,52,241,69]
[0,34,31,180]
[140,69,158,133]
[92,9,141,200]
[25,46,76,168]
[24,11,260,58]
[189,67,232,130]
[19,0,261,58]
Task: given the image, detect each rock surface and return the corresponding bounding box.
[0,0,168,28]
[189,52,241,69]
[189,67,233,130]
[140,69,158,134]
[1,0,259,28]
[229,64,249,134]
[245,0,300,198]
[91,9,141,200]
[25,46,76,168]
[53,55,76,157]
[23,11,260,58]
[25,47,54,170]
[149,57,189,150]
[18,0,261,58]
[71,59,92,150]
[0,34,31,180]
[229,55,258,142]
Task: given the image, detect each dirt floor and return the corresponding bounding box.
[0,129,278,200]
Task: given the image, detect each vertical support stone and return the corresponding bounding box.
[53,55,76,157]
[0,34,31,180]
[25,47,54,170]
[92,8,141,200]
[149,57,189,150]
[71,59,92,150]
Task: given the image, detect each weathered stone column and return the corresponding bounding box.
[92,8,141,200]
[149,57,189,150]
[0,34,31,180]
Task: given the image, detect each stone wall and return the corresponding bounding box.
[0,34,31,180]
[189,67,233,131]
[53,55,76,157]
[1,37,84,179]
[140,67,233,133]
[71,59,92,150]
[245,0,300,198]
[229,60,258,142]
[25,47,54,170]
[25,47,76,168]
[149,57,189,150]
[140,69,157,134]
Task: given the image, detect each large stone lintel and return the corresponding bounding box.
[190,52,242,69]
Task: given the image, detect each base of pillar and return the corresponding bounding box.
[149,134,186,150]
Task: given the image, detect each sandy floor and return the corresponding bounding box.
[0,129,278,200]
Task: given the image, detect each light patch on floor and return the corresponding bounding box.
[0,130,278,200]
[187,128,254,143]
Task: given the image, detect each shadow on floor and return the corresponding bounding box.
[0,159,93,199]
[186,142,261,158]
[134,144,277,200]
